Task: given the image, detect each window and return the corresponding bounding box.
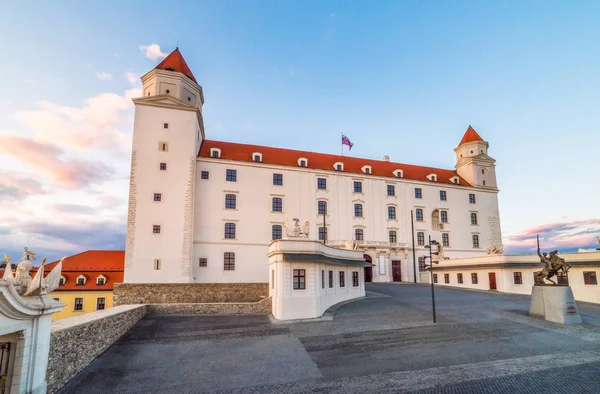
[431,175,437,182]
[453,178,459,184]
[352,271,359,287]
[457,273,463,284]
[469,194,476,204]
[415,209,423,222]
[387,185,395,196]
[418,257,426,272]
[472,273,478,284]
[417,232,425,246]
[53,297,59,301]
[583,271,598,285]
[224,252,235,270]
[319,227,328,241]
[328,271,334,288]
[317,178,327,190]
[389,231,397,243]
[211,150,220,158]
[318,200,327,215]
[483,180,486,186]
[154,259,161,270]
[163,123,169,129]
[472,234,480,248]
[225,194,236,209]
[440,211,448,223]
[415,188,422,198]
[153,193,162,202]
[482,169,485,174]
[253,155,261,162]
[471,213,478,225]
[224,223,236,239]
[199,258,208,267]
[96,276,106,286]
[339,271,345,287]
[299,159,307,167]
[321,270,325,289]
[226,169,237,182]
[354,204,363,217]
[336,164,343,171]
[355,229,364,241]
[440,191,447,201]
[388,206,396,219]
[394,170,403,178]
[201,170,209,179]
[433,274,438,283]
[442,233,449,247]
[76,277,85,286]
[272,224,283,240]
[96,297,106,310]
[74,298,83,311]
[444,273,449,284]
[272,197,283,212]
[273,173,283,186]
[59,277,66,286]
[158,142,168,152]
[364,167,370,174]
[160,162,167,171]
[557,272,569,285]
[153,225,161,234]
[354,181,362,193]
[293,269,306,290]
[514,272,523,285]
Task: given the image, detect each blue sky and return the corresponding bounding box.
[1,1,599,262]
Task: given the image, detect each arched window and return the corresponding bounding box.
[225,194,236,209]
[76,275,86,286]
[96,275,106,286]
[472,234,480,248]
[317,200,327,215]
[388,206,396,220]
[224,223,236,239]
[355,229,364,241]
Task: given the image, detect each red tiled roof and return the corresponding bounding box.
[199,140,471,186]
[458,126,484,146]
[30,250,124,291]
[155,48,197,83]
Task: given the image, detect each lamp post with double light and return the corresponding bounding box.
[424,235,440,323]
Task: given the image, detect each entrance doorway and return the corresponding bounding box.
[364,254,373,282]
[488,272,497,290]
[392,260,402,282]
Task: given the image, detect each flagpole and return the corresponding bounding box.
[341,133,343,157]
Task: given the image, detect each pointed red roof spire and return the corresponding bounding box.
[155,48,197,83]
[458,125,484,146]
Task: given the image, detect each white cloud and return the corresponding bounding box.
[126,72,139,86]
[139,44,167,61]
[95,72,113,80]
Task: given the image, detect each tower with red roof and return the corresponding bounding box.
[454,126,497,189]
[125,48,205,283]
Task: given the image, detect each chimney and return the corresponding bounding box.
[383,155,390,162]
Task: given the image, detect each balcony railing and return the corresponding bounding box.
[327,240,407,249]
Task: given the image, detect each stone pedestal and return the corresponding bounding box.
[529,285,582,324]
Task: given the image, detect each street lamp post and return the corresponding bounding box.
[424,235,440,323]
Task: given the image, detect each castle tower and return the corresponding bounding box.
[454,126,497,189]
[124,49,205,283]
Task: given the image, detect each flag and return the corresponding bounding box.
[342,135,354,150]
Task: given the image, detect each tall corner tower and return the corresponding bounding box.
[454,126,497,189]
[124,48,205,283]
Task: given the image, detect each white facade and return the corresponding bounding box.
[427,251,600,304]
[268,240,368,320]
[124,50,503,285]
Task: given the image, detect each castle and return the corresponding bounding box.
[123,48,502,284]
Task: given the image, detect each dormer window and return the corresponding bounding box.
[210,148,221,158]
[76,275,87,286]
[298,157,308,167]
[361,165,372,175]
[334,162,344,171]
[252,152,263,162]
[427,173,437,182]
[450,176,460,185]
[59,276,66,286]
[96,275,106,286]
[393,169,404,178]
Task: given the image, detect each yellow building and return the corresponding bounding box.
[37,250,124,320]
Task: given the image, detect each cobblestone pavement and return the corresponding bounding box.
[59,284,600,393]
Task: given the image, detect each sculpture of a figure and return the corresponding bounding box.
[534,240,571,285]
[15,249,35,295]
[487,245,504,255]
[432,209,440,230]
[22,247,36,261]
[283,218,309,238]
[302,221,310,238]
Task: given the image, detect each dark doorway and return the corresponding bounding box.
[392,260,402,282]
[488,272,497,290]
[364,254,373,282]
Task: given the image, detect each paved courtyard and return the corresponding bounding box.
[60,284,600,393]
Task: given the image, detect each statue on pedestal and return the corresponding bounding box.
[533,236,571,285]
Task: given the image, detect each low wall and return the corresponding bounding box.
[113,283,269,305]
[46,304,148,394]
[149,297,272,315]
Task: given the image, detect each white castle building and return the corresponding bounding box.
[124,49,502,285]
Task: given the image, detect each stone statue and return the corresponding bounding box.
[283,218,309,239]
[487,245,504,255]
[533,236,571,285]
[15,248,35,295]
[432,209,440,230]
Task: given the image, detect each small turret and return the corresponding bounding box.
[454,126,497,188]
